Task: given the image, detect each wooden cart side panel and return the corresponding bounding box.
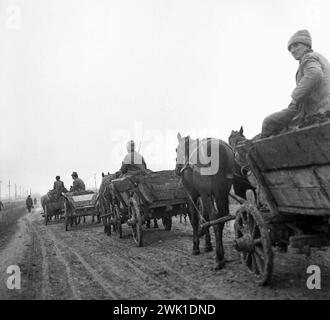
[262,164,330,213]
[248,121,330,171]
[264,165,330,188]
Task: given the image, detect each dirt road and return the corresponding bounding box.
[1,205,329,300]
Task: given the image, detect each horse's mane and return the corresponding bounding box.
[98,173,116,195]
[228,130,247,151]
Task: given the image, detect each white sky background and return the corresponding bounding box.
[0,0,329,196]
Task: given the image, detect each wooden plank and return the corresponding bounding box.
[264,165,330,188]
[246,153,279,215]
[246,121,330,171]
[277,206,330,216]
[148,198,187,209]
[269,186,330,209]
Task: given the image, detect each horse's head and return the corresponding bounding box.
[228,126,252,175]
[175,132,190,176]
[228,126,246,152]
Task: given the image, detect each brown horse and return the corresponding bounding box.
[98,172,117,234]
[228,126,257,201]
[175,133,234,270]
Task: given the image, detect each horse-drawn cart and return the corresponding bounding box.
[63,191,100,231]
[106,170,188,247]
[226,120,330,285]
[41,191,65,225]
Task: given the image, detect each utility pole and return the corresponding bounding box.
[8,180,11,201]
[15,184,17,200]
[19,186,21,198]
[94,173,97,191]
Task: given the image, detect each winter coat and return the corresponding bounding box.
[291,50,330,123]
[71,178,86,192]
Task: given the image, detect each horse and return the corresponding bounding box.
[175,133,235,270]
[98,172,117,234]
[228,126,259,203]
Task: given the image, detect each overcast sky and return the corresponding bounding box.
[1,0,330,196]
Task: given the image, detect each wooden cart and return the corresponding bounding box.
[63,191,100,231]
[106,170,188,247]
[230,120,330,285]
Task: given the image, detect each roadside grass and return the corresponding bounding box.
[0,201,27,248]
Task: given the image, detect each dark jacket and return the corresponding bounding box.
[26,197,33,207]
[71,177,86,192]
[53,180,67,194]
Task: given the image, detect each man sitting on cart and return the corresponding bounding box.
[119,140,148,175]
[261,29,330,138]
[70,172,86,192]
[118,140,158,228]
[53,176,68,197]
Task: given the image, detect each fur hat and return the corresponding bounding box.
[71,171,78,178]
[288,29,312,50]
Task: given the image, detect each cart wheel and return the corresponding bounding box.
[64,201,69,231]
[162,216,172,231]
[234,203,273,286]
[114,205,123,238]
[44,206,48,225]
[130,198,143,247]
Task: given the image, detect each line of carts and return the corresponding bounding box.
[41,170,189,247]
[41,120,330,285]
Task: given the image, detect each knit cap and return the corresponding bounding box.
[288,29,312,50]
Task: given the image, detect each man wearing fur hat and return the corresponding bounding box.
[261,29,330,137]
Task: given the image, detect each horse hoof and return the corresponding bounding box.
[204,246,213,253]
[192,249,200,256]
[214,260,225,270]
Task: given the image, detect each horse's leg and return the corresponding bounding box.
[202,195,212,252]
[188,199,200,255]
[146,218,151,229]
[153,218,158,228]
[212,193,229,270]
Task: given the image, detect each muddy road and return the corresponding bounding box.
[0,205,329,300]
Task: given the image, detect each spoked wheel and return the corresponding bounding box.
[75,216,80,225]
[162,216,172,231]
[113,205,122,238]
[234,203,273,285]
[44,206,48,225]
[130,197,143,247]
